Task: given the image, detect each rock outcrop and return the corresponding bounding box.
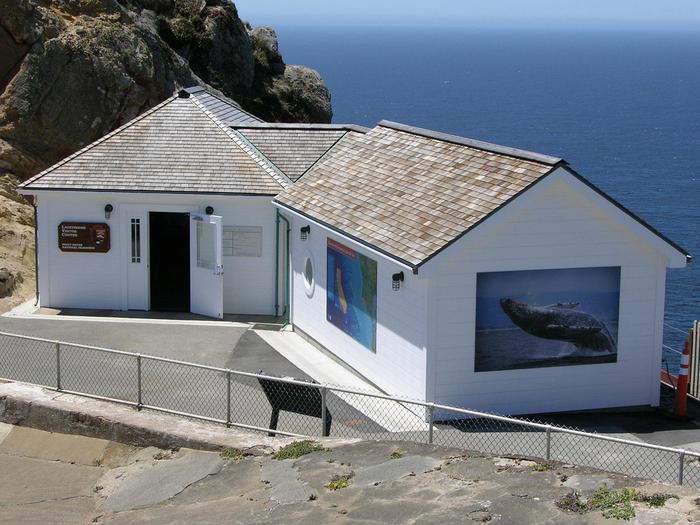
[0,0,332,311]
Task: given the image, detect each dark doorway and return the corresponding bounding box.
[149,212,190,312]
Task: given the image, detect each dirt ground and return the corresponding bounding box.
[0,178,34,315]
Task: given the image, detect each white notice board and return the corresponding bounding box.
[224,226,262,257]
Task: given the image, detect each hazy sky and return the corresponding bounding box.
[233,0,700,29]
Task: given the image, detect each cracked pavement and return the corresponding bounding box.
[3,423,700,524]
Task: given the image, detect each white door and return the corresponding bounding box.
[190,213,224,318]
[126,214,148,310]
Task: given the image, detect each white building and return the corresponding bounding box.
[19,87,365,318]
[19,88,690,415]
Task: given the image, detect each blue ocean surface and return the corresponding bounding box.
[276,26,700,369]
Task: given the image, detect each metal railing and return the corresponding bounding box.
[662,321,700,398]
[1,329,700,486]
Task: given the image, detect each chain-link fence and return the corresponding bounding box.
[1,330,699,486]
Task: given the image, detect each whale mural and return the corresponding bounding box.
[475,267,620,372]
[499,298,616,353]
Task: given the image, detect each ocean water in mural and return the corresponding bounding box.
[475,267,621,372]
[326,239,377,351]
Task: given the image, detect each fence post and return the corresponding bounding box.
[320,387,327,437]
[55,341,61,391]
[427,404,435,444]
[679,451,686,485]
[546,426,552,461]
[136,354,142,410]
[226,370,232,428]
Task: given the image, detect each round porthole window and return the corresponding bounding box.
[303,256,315,297]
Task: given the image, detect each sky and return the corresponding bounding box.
[233,0,700,30]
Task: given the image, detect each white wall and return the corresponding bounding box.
[424,170,670,415]
[286,214,429,400]
[34,191,280,315]
[37,193,123,310]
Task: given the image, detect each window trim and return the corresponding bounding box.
[303,254,315,297]
[130,218,141,263]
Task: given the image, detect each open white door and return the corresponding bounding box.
[190,213,224,318]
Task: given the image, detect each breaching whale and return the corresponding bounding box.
[499,298,616,353]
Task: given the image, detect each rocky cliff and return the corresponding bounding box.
[0,0,332,311]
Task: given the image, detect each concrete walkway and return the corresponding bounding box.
[0,315,405,438]
[4,311,700,485]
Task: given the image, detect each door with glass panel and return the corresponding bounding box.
[189,213,223,318]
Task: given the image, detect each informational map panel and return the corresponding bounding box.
[223,226,262,257]
[475,266,620,372]
[326,238,377,351]
[58,222,110,253]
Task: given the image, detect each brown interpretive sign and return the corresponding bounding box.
[58,222,111,253]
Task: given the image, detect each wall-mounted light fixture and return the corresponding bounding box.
[205,206,214,215]
[300,225,311,241]
[104,204,113,220]
[392,271,404,291]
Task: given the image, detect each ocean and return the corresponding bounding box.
[275,26,700,366]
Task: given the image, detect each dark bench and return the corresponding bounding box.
[257,372,332,437]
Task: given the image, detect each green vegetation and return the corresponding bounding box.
[530,462,553,472]
[273,440,325,460]
[252,46,270,68]
[556,485,677,520]
[157,0,212,50]
[326,473,353,491]
[174,0,202,18]
[390,450,405,460]
[220,448,244,460]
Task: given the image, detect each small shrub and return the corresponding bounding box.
[326,473,353,491]
[273,440,325,460]
[556,485,678,520]
[637,492,678,508]
[252,46,270,68]
[530,462,552,472]
[220,448,244,460]
[175,0,202,18]
[390,451,405,460]
[169,18,196,44]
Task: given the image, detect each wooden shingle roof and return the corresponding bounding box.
[186,86,262,125]
[235,124,368,181]
[20,91,285,195]
[274,121,562,268]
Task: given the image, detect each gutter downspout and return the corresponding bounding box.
[32,198,39,306]
[274,209,292,324]
[274,210,280,317]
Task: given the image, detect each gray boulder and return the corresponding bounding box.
[0,268,16,298]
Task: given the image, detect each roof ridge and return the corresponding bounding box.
[230,129,293,186]
[20,95,179,188]
[377,120,563,166]
[295,131,350,181]
[229,122,370,133]
[189,95,293,189]
[182,86,262,122]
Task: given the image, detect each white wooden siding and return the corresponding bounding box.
[425,172,669,415]
[287,214,429,400]
[35,192,278,315]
